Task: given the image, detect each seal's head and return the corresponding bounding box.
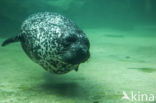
[61,30,90,65]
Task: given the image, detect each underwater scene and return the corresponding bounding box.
[0,0,156,103]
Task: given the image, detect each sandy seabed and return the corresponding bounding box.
[0,27,156,103]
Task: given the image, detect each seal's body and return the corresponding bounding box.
[1,12,90,74]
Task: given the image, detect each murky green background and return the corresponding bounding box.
[0,0,156,37]
[0,0,156,103]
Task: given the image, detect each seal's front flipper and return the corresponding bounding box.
[1,35,21,47]
[74,65,79,72]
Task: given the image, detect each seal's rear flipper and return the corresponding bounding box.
[1,35,21,47]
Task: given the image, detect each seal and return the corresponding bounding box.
[1,12,90,74]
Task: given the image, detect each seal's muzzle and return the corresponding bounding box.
[63,45,90,65]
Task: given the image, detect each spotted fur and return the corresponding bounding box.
[2,12,89,74]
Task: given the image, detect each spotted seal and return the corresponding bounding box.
[1,12,90,74]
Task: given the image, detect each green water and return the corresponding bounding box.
[0,0,156,103]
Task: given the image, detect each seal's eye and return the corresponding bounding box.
[66,35,77,42]
[62,35,77,47]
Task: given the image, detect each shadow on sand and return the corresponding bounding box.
[38,72,89,101]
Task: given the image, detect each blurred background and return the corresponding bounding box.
[0,0,156,37]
